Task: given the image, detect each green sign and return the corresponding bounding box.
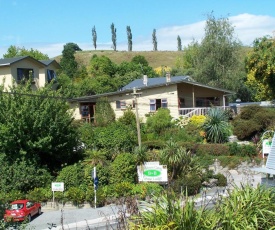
[143,169,161,177]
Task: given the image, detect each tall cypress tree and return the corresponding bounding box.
[92,26,97,50]
[110,23,117,51]
[127,26,132,51]
[177,35,182,51]
[152,29,157,51]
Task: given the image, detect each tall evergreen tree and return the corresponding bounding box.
[152,29,157,51]
[126,26,132,51]
[177,35,182,51]
[110,23,117,51]
[92,26,97,50]
[60,43,82,78]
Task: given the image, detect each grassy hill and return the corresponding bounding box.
[72,50,183,69]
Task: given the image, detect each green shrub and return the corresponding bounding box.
[93,121,137,152]
[65,187,86,205]
[145,108,172,134]
[173,173,202,196]
[1,190,25,204]
[213,173,227,186]
[131,183,164,199]
[232,105,275,140]
[109,153,137,184]
[196,144,230,156]
[56,164,84,189]
[26,187,52,202]
[202,108,231,143]
[227,142,257,157]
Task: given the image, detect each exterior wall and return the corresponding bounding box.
[108,84,179,121]
[41,63,59,86]
[0,59,55,90]
[0,66,12,90]
[69,101,82,120]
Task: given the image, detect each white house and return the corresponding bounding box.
[71,74,235,123]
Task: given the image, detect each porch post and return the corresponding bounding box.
[192,85,195,107]
[223,95,225,110]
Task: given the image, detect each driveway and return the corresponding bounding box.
[27,205,121,230]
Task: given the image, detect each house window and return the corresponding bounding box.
[47,69,56,83]
[150,98,168,112]
[17,68,34,83]
[116,100,126,110]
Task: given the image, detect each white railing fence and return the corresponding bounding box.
[178,106,230,117]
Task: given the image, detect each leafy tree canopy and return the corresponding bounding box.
[89,55,116,77]
[177,13,247,101]
[0,82,81,171]
[245,36,275,101]
[60,43,82,78]
[3,45,49,60]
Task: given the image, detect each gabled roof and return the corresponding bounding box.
[0,56,28,66]
[72,75,235,103]
[0,56,58,68]
[122,76,193,90]
[39,59,60,68]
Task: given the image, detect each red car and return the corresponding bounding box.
[4,199,41,222]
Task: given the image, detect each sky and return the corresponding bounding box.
[1,0,275,58]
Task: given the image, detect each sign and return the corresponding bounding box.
[137,162,168,183]
[263,139,272,157]
[51,182,64,192]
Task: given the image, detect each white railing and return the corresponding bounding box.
[178,106,230,117]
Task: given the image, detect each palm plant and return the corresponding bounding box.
[160,139,192,180]
[202,107,231,143]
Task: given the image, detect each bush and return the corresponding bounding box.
[213,173,227,186]
[93,121,137,152]
[131,183,164,199]
[27,187,52,202]
[109,153,137,184]
[65,187,86,205]
[196,144,230,156]
[173,173,202,196]
[56,164,84,189]
[227,142,257,157]
[232,105,275,140]
[146,108,172,134]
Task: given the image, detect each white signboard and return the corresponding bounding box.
[51,182,64,192]
[137,162,168,183]
[263,139,272,157]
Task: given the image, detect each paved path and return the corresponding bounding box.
[27,205,120,230]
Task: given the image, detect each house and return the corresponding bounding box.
[70,74,235,122]
[0,56,60,90]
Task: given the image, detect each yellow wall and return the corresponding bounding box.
[108,84,178,121]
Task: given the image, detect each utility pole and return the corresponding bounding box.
[132,87,141,148]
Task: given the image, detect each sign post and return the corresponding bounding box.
[51,182,64,208]
[92,167,99,209]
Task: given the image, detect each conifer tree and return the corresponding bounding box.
[111,23,117,51]
[127,26,132,51]
[92,26,97,50]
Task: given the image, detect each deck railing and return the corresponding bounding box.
[178,106,230,117]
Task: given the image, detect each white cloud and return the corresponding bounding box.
[1,13,275,58]
[231,13,275,46]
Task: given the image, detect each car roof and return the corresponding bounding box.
[11,200,29,204]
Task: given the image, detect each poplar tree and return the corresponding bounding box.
[152,29,157,51]
[177,35,182,51]
[127,26,132,51]
[111,23,117,51]
[92,26,97,50]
